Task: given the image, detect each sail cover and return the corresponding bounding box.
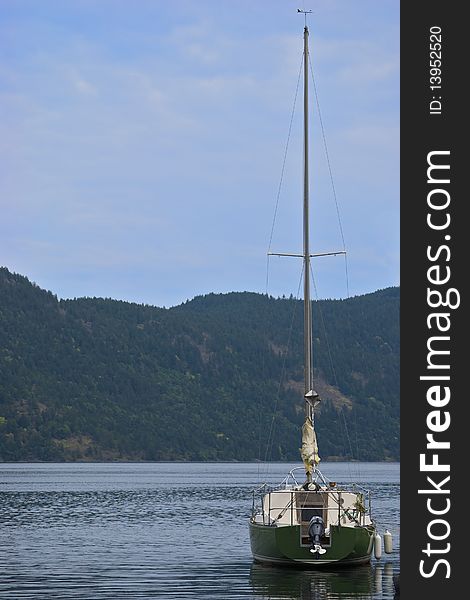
[300,416,320,475]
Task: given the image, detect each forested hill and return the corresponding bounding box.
[0,267,399,462]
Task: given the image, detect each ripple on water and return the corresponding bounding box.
[0,462,399,599]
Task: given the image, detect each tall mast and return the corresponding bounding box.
[299,23,320,485]
[303,26,313,408]
[272,16,322,483]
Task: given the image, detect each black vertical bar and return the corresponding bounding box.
[401,1,464,597]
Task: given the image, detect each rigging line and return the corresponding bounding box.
[263,269,303,476]
[257,410,262,482]
[265,54,303,294]
[262,266,304,478]
[310,264,355,478]
[261,52,303,479]
[308,55,350,299]
[353,404,361,481]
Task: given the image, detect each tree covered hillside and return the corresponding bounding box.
[0,267,399,462]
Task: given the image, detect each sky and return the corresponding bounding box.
[1,0,399,308]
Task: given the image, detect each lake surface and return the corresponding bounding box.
[0,462,399,599]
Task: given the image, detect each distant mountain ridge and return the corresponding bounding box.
[0,267,399,462]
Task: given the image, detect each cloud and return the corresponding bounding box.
[0,0,399,306]
[69,72,98,96]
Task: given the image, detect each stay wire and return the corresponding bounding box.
[265,54,303,294]
[308,54,360,475]
[310,264,356,480]
[260,51,303,483]
[263,266,304,480]
[308,54,350,299]
[309,51,359,474]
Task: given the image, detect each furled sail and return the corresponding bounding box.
[300,416,320,475]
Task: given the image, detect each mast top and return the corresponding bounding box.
[297,8,312,29]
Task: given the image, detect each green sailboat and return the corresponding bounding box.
[249,18,377,567]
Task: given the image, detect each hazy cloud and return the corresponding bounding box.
[0,0,399,306]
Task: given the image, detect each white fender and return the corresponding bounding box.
[384,529,393,554]
[374,533,382,560]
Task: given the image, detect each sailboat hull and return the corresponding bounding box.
[249,521,374,567]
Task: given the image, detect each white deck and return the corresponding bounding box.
[254,487,372,528]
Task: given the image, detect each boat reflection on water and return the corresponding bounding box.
[249,561,397,599]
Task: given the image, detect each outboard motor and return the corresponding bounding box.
[308,516,326,555]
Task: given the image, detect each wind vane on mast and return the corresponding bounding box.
[297,8,313,26]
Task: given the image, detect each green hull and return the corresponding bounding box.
[249,521,374,567]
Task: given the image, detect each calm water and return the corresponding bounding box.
[0,462,399,599]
